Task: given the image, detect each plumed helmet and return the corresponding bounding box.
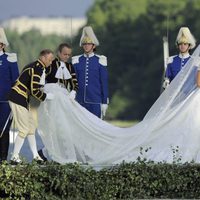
[80,26,99,47]
[0,27,9,47]
[176,27,196,49]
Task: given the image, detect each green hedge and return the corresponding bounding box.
[0,160,200,199]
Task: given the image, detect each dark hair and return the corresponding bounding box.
[57,43,72,53]
[39,49,54,57]
[0,43,5,52]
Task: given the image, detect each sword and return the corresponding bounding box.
[0,111,13,138]
[160,36,169,93]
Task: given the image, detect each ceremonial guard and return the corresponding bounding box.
[72,26,109,118]
[8,49,54,163]
[0,27,19,162]
[163,27,196,88]
[46,43,78,97]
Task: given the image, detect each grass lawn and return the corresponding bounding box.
[107,120,138,127]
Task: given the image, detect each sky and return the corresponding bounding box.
[0,0,94,21]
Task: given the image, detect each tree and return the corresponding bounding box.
[6,0,200,120]
[6,29,68,71]
[83,0,200,120]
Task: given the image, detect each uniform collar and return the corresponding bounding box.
[37,59,46,69]
[179,53,190,59]
[55,57,67,64]
[55,57,60,62]
[0,51,4,56]
[84,52,94,58]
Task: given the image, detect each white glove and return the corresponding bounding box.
[162,78,170,89]
[46,93,54,100]
[69,90,76,100]
[101,104,108,117]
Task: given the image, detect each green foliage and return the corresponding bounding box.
[1,160,200,199]
[87,0,147,29]
[84,0,200,120]
[0,161,47,199]
[4,0,200,120]
[6,29,68,72]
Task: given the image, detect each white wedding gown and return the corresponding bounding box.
[38,45,200,165]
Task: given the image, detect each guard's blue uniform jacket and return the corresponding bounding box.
[0,52,19,131]
[165,53,190,82]
[72,53,108,117]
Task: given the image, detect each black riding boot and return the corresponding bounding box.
[0,130,9,162]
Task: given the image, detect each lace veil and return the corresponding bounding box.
[37,45,200,165]
[144,44,200,121]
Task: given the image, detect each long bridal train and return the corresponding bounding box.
[38,45,200,165]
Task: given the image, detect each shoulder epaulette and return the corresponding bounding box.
[6,53,17,63]
[72,55,81,64]
[96,55,107,66]
[167,55,175,64]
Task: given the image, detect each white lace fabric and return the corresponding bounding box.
[38,45,200,165]
[55,62,72,80]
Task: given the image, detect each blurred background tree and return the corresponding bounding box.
[6,29,67,69]
[5,0,200,121]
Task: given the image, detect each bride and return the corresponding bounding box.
[38,45,200,165]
